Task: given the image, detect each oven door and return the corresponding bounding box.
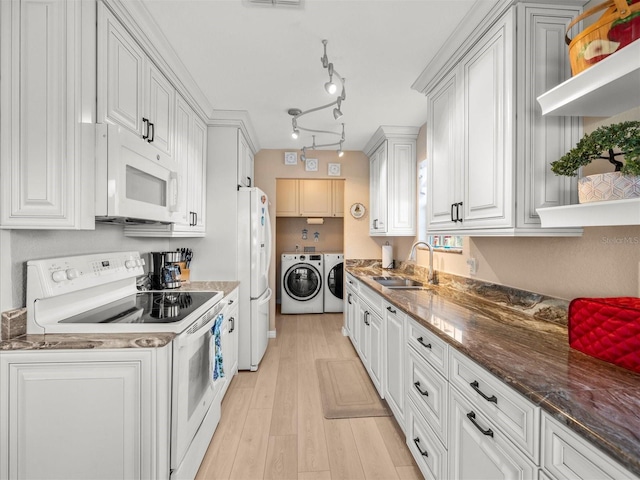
[96,123,180,223]
[170,310,218,470]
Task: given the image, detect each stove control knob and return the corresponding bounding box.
[66,268,80,280]
[125,260,137,269]
[51,270,68,283]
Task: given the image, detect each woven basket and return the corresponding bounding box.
[567,0,640,75]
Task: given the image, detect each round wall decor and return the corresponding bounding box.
[350,203,366,219]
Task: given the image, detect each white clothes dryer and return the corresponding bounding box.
[323,253,344,313]
[281,253,324,314]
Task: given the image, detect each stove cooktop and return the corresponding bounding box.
[60,291,218,325]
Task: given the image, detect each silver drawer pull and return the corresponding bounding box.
[417,336,432,349]
[470,380,498,404]
[466,411,494,437]
[413,381,429,397]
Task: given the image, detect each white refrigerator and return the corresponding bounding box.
[237,187,272,371]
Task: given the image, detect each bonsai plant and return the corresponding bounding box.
[550,121,640,203]
[551,121,640,176]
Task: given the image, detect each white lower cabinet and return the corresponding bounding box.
[541,412,638,480]
[407,399,449,480]
[449,387,537,480]
[220,288,239,399]
[383,302,405,426]
[0,347,171,480]
[345,280,359,339]
[407,345,449,446]
[346,275,639,480]
[449,348,539,461]
[356,298,383,396]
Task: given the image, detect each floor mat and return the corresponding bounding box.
[316,358,392,419]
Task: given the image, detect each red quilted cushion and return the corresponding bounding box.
[568,297,640,373]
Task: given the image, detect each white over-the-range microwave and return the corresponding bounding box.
[94,123,180,224]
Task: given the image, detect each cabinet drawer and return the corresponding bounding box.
[345,273,360,293]
[407,318,448,376]
[224,287,239,306]
[359,284,383,317]
[449,349,540,462]
[541,413,638,480]
[407,346,448,446]
[407,399,448,480]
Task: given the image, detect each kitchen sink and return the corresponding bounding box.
[372,276,424,288]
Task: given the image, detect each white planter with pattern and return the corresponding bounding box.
[578,172,640,203]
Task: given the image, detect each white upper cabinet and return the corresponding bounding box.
[366,126,418,236]
[0,0,95,229]
[98,2,175,162]
[421,2,583,236]
[125,95,207,237]
[237,131,254,188]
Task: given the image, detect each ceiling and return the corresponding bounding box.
[140,0,477,152]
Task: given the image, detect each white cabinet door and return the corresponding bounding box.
[237,130,254,187]
[145,61,175,158]
[449,388,536,480]
[0,0,94,229]
[222,290,239,383]
[173,95,191,226]
[345,285,358,338]
[189,113,207,232]
[517,5,581,228]
[384,303,405,425]
[461,9,514,228]
[369,142,387,234]
[99,3,144,136]
[427,70,460,231]
[368,309,383,397]
[357,301,369,365]
[387,142,416,234]
[0,348,170,480]
[99,3,175,163]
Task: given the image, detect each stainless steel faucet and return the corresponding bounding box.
[408,241,435,284]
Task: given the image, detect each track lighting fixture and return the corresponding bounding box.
[333,98,343,120]
[288,39,347,158]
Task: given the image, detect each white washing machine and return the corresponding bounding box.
[323,253,344,313]
[281,253,324,314]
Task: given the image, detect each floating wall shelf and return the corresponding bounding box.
[537,41,640,117]
[537,198,640,228]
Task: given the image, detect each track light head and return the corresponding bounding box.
[291,128,299,139]
[333,107,343,120]
[325,81,337,95]
[338,148,344,158]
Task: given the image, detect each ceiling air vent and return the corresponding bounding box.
[248,0,301,5]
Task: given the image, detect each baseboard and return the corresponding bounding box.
[268,330,277,338]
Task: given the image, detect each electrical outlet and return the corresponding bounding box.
[467,257,477,275]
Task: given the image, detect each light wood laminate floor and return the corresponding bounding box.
[196,312,422,480]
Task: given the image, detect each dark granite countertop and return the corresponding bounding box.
[0,281,240,351]
[346,264,640,476]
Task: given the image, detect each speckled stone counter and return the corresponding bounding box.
[0,281,240,351]
[346,261,640,476]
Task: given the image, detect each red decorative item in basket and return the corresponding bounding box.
[568,297,640,373]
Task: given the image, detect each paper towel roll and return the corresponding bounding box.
[382,245,394,269]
